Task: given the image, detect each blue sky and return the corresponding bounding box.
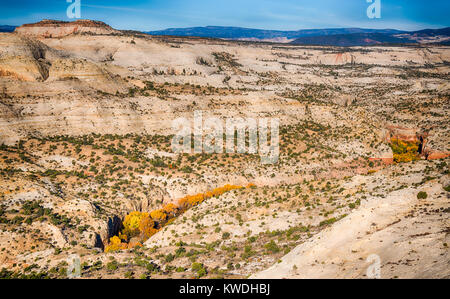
[0,0,449,31]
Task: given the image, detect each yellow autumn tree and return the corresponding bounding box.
[390,138,419,163]
[186,193,205,206]
[105,183,255,252]
[162,203,178,217]
[122,211,150,238]
[150,209,167,222]
[105,235,128,253]
[139,216,158,239]
[118,232,128,242]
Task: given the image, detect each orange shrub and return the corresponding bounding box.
[162,203,178,217]
[127,239,143,249]
[139,216,158,238]
[105,236,128,253]
[150,209,167,222]
[177,197,189,210]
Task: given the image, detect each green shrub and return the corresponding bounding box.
[106,261,118,271]
[264,240,280,253]
[165,253,175,262]
[417,191,427,199]
[191,262,207,277]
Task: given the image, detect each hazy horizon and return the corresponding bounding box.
[3,19,450,33]
[1,0,449,31]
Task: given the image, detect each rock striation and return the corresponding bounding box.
[14,19,120,38]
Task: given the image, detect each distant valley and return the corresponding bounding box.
[0,25,15,32]
[146,26,450,46]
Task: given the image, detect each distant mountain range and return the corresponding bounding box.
[290,32,418,46]
[2,22,449,46]
[146,26,450,46]
[145,26,405,40]
[0,25,16,32]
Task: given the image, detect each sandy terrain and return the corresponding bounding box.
[0,21,448,279]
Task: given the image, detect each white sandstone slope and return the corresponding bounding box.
[252,169,450,279]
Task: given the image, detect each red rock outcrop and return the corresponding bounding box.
[368,157,394,165]
[427,151,450,160]
[385,125,421,143]
[14,19,120,38]
[383,125,449,161]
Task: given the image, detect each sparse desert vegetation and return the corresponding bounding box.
[0,20,448,279]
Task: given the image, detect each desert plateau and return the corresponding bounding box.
[0,18,448,280]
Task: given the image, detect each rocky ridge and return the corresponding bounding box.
[14,19,120,38]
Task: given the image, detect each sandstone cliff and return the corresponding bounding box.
[14,19,121,38]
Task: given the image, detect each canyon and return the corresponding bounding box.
[0,20,448,279]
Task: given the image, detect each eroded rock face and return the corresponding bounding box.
[0,33,51,81]
[107,216,122,238]
[94,216,123,247]
[384,126,449,161]
[0,32,126,98]
[14,19,120,38]
[385,125,421,143]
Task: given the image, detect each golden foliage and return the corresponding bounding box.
[150,209,167,222]
[176,184,243,208]
[166,218,176,225]
[123,211,149,236]
[139,216,158,238]
[162,203,178,218]
[390,138,420,163]
[106,183,254,252]
[104,235,128,253]
[118,232,128,242]
[162,203,177,213]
